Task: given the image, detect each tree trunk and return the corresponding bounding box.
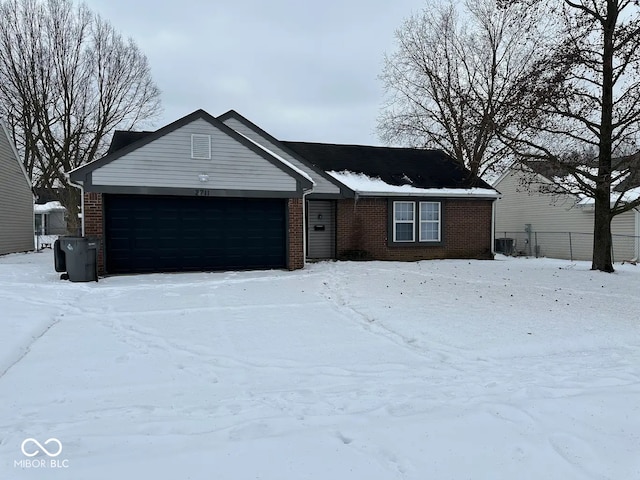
[591,188,614,272]
[591,0,616,273]
[62,186,81,236]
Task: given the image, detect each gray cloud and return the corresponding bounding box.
[85,0,424,144]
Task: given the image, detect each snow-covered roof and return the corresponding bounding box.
[327,171,499,198]
[576,186,640,206]
[34,201,66,213]
[283,142,495,194]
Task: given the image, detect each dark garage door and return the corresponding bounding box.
[105,195,287,274]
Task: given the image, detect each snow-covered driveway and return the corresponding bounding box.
[1,251,639,479]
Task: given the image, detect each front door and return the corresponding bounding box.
[307,200,336,259]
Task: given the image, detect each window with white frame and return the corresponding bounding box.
[191,134,211,159]
[391,200,442,245]
[393,201,415,242]
[419,202,441,241]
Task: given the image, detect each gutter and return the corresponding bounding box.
[67,175,85,236]
[491,198,497,257]
[355,191,500,200]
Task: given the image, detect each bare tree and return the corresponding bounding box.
[378,0,553,180]
[500,0,640,272]
[0,0,161,233]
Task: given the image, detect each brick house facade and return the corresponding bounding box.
[336,198,494,261]
[287,198,305,270]
[84,192,104,274]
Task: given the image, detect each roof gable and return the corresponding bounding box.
[217,110,348,196]
[69,110,313,190]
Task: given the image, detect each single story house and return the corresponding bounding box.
[68,109,499,275]
[0,121,33,255]
[493,165,640,261]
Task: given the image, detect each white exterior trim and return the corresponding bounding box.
[418,201,441,242]
[237,131,315,185]
[393,201,416,242]
[357,190,499,199]
[635,208,640,259]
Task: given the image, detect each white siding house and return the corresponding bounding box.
[0,122,34,255]
[493,167,640,262]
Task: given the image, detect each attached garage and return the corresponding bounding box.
[104,195,287,274]
[68,110,313,275]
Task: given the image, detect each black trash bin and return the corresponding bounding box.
[58,236,98,282]
[53,239,66,272]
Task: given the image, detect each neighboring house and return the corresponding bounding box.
[68,109,499,275]
[0,121,33,255]
[33,187,71,236]
[34,201,67,235]
[493,166,640,261]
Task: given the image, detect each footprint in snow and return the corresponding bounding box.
[336,431,353,445]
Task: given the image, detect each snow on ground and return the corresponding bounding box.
[1,251,639,479]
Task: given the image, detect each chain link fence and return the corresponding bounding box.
[495,230,640,263]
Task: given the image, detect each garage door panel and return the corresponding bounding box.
[105,195,286,273]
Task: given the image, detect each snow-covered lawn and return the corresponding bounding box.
[1,251,639,479]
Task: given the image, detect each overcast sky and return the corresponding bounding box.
[83,0,425,146]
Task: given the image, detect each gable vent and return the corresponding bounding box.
[191,134,211,159]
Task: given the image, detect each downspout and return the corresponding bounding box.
[301,179,315,266]
[491,198,497,257]
[635,207,640,260]
[302,189,310,266]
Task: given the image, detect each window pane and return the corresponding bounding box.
[420,202,439,221]
[395,202,414,221]
[395,223,414,241]
[421,222,439,241]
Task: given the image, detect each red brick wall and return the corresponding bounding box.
[84,192,105,274]
[288,198,304,270]
[336,198,494,261]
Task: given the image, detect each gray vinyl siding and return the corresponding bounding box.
[0,124,34,255]
[307,200,336,258]
[92,118,297,192]
[221,117,341,195]
[494,169,638,261]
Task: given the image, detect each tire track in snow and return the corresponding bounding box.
[0,316,61,380]
[0,292,89,380]
[319,264,461,366]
